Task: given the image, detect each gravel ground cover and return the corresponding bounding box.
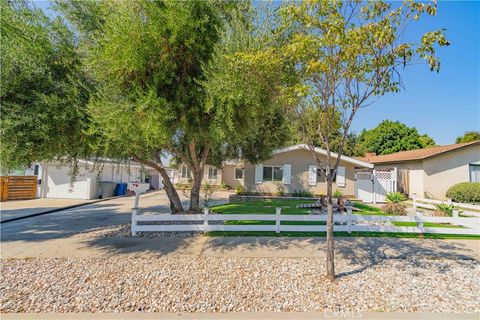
[1,256,478,313]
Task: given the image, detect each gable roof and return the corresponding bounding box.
[357,141,480,165]
[273,144,374,168]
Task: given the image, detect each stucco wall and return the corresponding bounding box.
[243,148,357,196]
[221,164,244,189]
[423,145,480,199]
[175,165,223,186]
[375,144,480,199]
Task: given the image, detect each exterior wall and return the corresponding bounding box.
[175,165,223,186]
[375,144,480,199]
[42,163,97,200]
[243,148,357,196]
[375,161,424,197]
[422,145,480,199]
[221,164,244,189]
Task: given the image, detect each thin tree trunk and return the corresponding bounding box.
[133,156,184,213]
[325,178,336,281]
[188,168,204,214]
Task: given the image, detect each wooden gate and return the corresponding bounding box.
[0,176,37,202]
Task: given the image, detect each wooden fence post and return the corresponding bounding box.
[347,207,352,234]
[276,207,281,234]
[452,209,459,226]
[204,207,209,230]
[416,211,424,233]
[131,208,137,236]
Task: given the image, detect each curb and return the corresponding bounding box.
[1,195,131,224]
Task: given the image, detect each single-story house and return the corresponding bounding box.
[175,144,374,197]
[25,160,171,200]
[358,141,480,200]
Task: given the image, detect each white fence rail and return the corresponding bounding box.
[131,207,480,236]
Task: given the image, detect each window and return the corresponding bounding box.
[33,165,39,176]
[208,167,218,179]
[317,168,336,182]
[234,168,244,180]
[263,166,283,182]
[470,164,480,182]
[181,166,191,179]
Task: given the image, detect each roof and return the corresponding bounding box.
[273,144,374,168]
[357,141,480,164]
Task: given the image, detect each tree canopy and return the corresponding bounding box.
[455,131,480,144]
[0,0,90,173]
[355,120,436,156]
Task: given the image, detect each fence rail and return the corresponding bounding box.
[131,206,480,236]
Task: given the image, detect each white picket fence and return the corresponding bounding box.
[131,207,480,236]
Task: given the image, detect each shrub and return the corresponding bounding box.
[381,203,407,215]
[385,192,407,203]
[292,189,314,197]
[433,203,454,217]
[235,185,244,195]
[275,183,286,196]
[446,182,480,204]
[333,189,343,198]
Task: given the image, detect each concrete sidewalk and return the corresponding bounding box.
[2,235,479,261]
[1,312,478,320]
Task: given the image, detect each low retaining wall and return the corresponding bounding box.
[229,195,320,202]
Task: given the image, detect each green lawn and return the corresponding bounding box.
[207,199,477,239]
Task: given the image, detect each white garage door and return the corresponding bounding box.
[45,166,96,199]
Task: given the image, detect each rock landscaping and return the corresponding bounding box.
[1,256,478,313]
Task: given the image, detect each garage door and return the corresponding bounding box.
[45,166,96,199]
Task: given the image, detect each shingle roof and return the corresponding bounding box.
[357,141,480,164]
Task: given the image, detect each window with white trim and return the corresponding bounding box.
[181,166,191,179]
[263,166,283,182]
[234,167,244,180]
[470,164,480,182]
[208,167,218,179]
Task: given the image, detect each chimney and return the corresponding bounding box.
[365,152,376,157]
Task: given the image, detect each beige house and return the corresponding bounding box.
[175,144,373,197]
[359,141,480,200]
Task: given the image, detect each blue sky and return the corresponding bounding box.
[36,0,479,145]
[351,1,480,145]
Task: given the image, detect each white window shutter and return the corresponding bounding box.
[337,166,346,187]
[308,165,317,186]
[255,164,263,184]
[283,164,291,185]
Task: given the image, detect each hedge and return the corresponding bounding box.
[446,182,480,204]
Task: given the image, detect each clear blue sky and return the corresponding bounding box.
[37,0,479,145]
[351,1,480,145]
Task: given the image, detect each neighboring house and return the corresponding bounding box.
[25,160,169,200]
[175,144,374,197]
[359,141,480,200]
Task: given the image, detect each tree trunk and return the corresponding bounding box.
[155,166,184,213]
[325,178,336,281]
[188,167,204,214]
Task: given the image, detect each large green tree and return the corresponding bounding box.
[274,0,448,279]
[456,131,480,144]
[355,120,436,156]
[0,0,90,174]
[57,0,288,213]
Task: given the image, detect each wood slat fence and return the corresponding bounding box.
[0,176,37,202]
[131,206,480,236]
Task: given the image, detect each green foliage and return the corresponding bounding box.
[235,185,245,195]
[292,190,314,198]
[455,131,480,144]
[381,203,407,215]
[0,0,90,172]
[385,192,407,203]
[446,182,480,204]
[355,120,436,156]
[434,203,454,217]
[333,190,343,198]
